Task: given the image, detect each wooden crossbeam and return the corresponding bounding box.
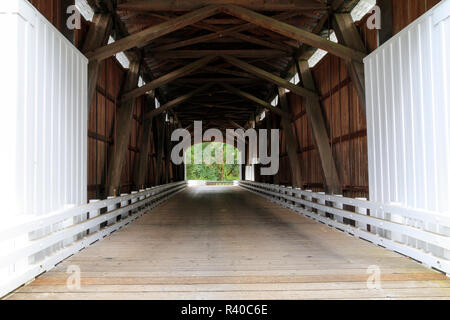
[81,14,113,111]
[202,66,256,78]
[117,0,327,12]
[122,56,218,103]
[152,50,288,59]
[150,11,300,52]
[222,5,366,62]
[220,83,289,118]
[278,87,303,187]
[298,60,342,194]
[86,5,223,62]
[174,77,262,84]
[222,55,318,100]
[106,59,141,196]
[333,13,367,114]
[146,83,215,119]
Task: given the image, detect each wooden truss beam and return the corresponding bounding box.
[278,87,303,187]
[152,50,288,59]
[122,56,218,103]
[81,13,113,111]
[86,5,223,62]
[298,60,342,195]
[333,13,367,114]
[146,83,215,119]
[222,55,318,100]
[222,5,366,62]
[106,59,141,196]
[117,0,327,12]
[220,83,289,118]
[150,11,299,53]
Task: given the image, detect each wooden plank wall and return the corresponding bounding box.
[76,19,152,199]
[28,0,62,28]
[266,0,442,198]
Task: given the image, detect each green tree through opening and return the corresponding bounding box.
[185,142,240,181]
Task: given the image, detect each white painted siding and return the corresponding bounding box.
[364,0,450,257]
[0,0,88,286]
[0,0,88,219]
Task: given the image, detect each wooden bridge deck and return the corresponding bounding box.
[7,186,450,300]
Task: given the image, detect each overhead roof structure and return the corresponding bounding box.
[83,0,363,130]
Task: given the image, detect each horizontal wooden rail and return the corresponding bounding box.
[0,181,187,298]
[239,180,450,275]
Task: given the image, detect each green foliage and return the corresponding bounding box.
[186,142,240,181]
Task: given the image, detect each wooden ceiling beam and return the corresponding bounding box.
[86,5,223,62]
[220,83,289,118]
[222,55,318,100]
[145,83,215,119]
[201,66,257,79]
[152,50,288,59]
[117,0,328,12]
[222,4,366,62]
[174,77,263,84]
[121,56,218,103]
[265,0,345,109]
[150,11,301,52]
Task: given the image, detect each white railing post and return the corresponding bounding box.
[88,199,101,234]
[130,191,139,216]
[389,202,405,244]
[317,192,326,218]
[333,195,344,224]
[355,198,368,231]
[304,190,313,213]
[119,194,129,220]
[106,196,117,226]
[286,187,294,209]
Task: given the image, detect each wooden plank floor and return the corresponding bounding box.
[7,186,450,300]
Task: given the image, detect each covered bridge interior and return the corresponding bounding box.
[1,0,450,300]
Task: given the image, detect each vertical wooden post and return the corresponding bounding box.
[278,87,303,188]
[81,14,113,112]
[107,59,141,196]
[154,114,166,186]
[297,60,342,195]
[164,124,172,184]
[134,97,155,188]
[333,13,367,115]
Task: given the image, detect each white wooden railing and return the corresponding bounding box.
[0,181,187,298]
[239,180,450,275]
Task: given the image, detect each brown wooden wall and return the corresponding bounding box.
[76,19,166,200]
[264,0,442,199]
[28,0,62,27]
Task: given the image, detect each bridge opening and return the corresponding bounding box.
[185,142,241,182]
